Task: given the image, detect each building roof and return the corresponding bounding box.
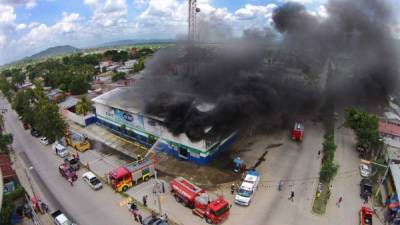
[385,112,400,122]
[92,87,143,116]
[390,164,400,197]
[58,97,79,109]
[0,155,15,179]
[387,146,400,162]
[379,121,400,137]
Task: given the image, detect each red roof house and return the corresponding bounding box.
[0,155,16,181]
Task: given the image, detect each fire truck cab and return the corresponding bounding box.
[171,177,230,224]
[109,167,133,192]
[108,157,156,192]
[291,120,304,141]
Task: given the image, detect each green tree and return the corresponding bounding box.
[11,70,25,86]
[34,99,66,143]
[133,60,145,73]
[112,72,126,82]
[70,76,90,95]
[76,96,92,116]
[344,107,383,155]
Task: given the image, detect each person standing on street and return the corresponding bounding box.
[142,195,147,207]
[336,196,343,207]
[138,214,143,224]
[133,210,138,222]
[161,182,165,193]
[288,191,295,202]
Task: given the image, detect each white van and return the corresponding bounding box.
[53,143,68,158]
[235,170,260,206]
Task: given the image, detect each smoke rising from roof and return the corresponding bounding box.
[135,0,399,142]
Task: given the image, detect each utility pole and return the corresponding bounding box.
[154,170,162,215]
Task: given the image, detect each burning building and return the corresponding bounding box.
[93,87,238,164]
[94,0,399,165]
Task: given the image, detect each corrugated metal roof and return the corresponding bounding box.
[390,164,400,197]
[379,121,400,137]
[58,97,79,109]
[92,87,142,114]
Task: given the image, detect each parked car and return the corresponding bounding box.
[39,137,49,145]
[142,216,169,225]
[360,178,373,199]
[82,172,103,190]
[64,156,80,171]
[30,128,40,137]
[53,143,69,158]
[51,210,76,225]
[359,163,370,177]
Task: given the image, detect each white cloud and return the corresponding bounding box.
[0,4,16,25]
[279,0,326,4]
[16,23,26,30]
[234,4,276,20]
[89,0,128,27]
[0,34,6,49]
[84,0,98,6]
[0,0,36,9]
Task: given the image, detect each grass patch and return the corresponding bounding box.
[312,181,330,214]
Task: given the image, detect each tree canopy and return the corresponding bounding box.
[344,107,383,154]
[34,99,66,143]
[76,96,92,116]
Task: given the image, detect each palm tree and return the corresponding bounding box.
[76,96,92,116]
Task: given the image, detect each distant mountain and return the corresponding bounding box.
[95,39,175,48]
[27,45,80,60]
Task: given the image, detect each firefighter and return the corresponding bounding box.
[231,183,236,194]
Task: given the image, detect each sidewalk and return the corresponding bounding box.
[11,151,54,225]
[69,122,238,185]
[69,123,147,159]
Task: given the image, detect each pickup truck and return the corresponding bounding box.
[51,210,76,225]
[59,163,78,181]
[235,170,260,206]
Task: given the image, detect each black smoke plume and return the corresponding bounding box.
[135,0,399,142]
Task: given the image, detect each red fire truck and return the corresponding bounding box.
[360,206,373,225]
[170,177,230,224]
[108,157,157,192]
[291,119,304,141]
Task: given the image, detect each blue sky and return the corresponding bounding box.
[0,0,399,65]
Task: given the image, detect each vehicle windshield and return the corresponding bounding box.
[364,215,372,224]
[238,188,253,198]
[61,220,73,225]
[69,159,78,164]
[90,178,100,185]
[211,204,229,217]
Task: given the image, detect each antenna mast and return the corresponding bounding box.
[188,0,200,42]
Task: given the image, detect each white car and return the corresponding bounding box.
[82,172,103,190]
[235,170,260,206]
[39,137,49,145]
[359,163,370,177]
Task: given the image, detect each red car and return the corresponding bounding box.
[360,206,373,225]
[59,163,78,181]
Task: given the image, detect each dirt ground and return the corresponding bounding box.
[156,129,287,186]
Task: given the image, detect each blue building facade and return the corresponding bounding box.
[93,88,238,165]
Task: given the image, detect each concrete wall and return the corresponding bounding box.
[61,109,96,127]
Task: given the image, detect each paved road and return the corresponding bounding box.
[0,97,136,225]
